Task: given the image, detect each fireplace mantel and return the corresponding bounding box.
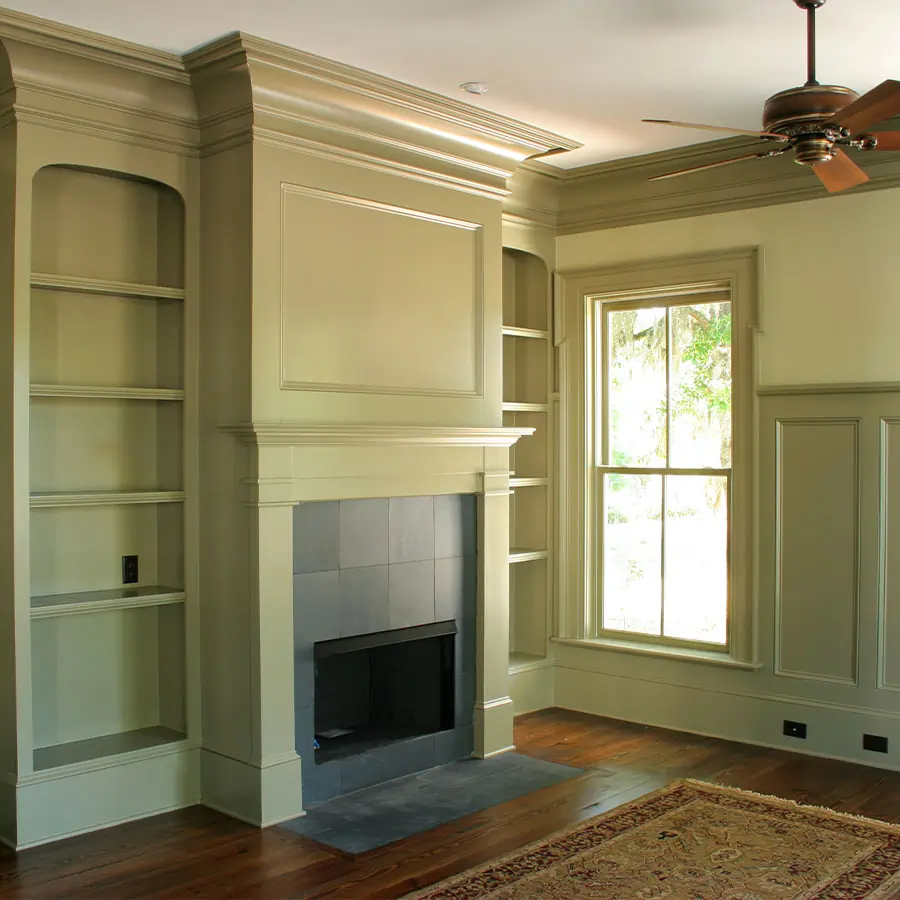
[220,423,534,447]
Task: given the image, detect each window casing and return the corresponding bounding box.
[559,251,757,664]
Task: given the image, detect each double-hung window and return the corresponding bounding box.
[597,288,733,647]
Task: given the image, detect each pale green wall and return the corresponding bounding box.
[558,186,900,387]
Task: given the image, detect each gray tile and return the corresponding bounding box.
[456,615,477,675]
[341,735,436,794]
[303,759,342,806]
[339,565,389,637]
[294,643,315,713]
[294,702,315,757]
[389,560,435,629]
[389,496,435,563]
[293,571,340,644]
[455,670,476,727]
[293,501,340,574]
[434,726,474,765]
[435,556,465,622]
[434,494,477,559]
[339,499,389,569]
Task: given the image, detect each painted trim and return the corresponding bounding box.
[220,423,534,447]
[552,638,759,671]
[759,382,900,396]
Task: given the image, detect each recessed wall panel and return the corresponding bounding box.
[775,419,859,684]
[280,185,483,397]
[879,419,900,690]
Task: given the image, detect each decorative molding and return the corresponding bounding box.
[774,418,860,688]
[279,182,485,400]
[878,418,900,693]
[0,7,187,83]
[186,33,580,194]
[759,382,900,396]
[220,423,535,448]
[475,696,514,712]
[541,130,900,235]
[31,589,185,619]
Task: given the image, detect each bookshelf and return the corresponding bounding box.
[28,164,188,773]
[502,248,553,671]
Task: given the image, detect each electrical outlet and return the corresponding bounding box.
[122,555,139,584]
[863,734,888,754]
[783,720,807,739]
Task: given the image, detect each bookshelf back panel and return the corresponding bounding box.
[504,411,548,480]
[32,166,184,288]
[510,484,548,552]
[501,249,548,332]
[30,290,183,389]
[502,336,548,405]
[30,504,184,598]
[31,606,161,749]
[30,398,183,493]
[509,558,548,657]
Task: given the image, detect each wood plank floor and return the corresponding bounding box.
[4,709,900,899]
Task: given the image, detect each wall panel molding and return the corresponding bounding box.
[879,418,900,692]
[279,183,486,399]
[774,417,860,687]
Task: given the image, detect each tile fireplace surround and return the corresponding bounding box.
[220,423,532,825]
[293,496,477,804]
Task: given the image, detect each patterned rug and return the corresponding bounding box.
[405,778,900,899]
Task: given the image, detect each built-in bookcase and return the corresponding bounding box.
[502,248,553,670]
[28,165,188,771]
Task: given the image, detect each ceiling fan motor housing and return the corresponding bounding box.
[763,85,857,165]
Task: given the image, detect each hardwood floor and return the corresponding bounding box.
[4,709,900,899]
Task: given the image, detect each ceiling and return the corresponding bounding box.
[3,0,899,169]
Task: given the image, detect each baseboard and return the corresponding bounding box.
[12,748,200,849]
[555,665,900,773]
[200,748,303,827]
[509,664,554,716]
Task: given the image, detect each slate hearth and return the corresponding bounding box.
[293,495,477,805]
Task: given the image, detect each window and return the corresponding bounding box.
[557,250,756,662]
[596,290,732,647]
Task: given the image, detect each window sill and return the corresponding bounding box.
[551,637,760,671]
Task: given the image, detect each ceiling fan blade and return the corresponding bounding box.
[829,80,900,132]
[813,149,870,193]
[858,130,900,151]
[649,152,770,182]
[642,119,787,140]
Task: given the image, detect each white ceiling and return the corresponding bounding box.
[3,0,899,168]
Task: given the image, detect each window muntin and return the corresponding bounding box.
[596,292,732,647]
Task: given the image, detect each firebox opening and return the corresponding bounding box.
[313,620,457,764]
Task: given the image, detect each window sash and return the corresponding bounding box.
[593,291,734,650]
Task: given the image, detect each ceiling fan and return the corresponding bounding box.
[643,0,900,192]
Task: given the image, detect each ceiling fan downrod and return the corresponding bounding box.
[793,0,826,86]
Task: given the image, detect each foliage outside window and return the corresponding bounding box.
[597,290,733,647]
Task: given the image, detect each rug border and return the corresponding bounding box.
[403,777,900,899]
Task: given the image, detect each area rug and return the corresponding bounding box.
[405,778,900,899]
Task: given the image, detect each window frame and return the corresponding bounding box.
[557,249,758,665]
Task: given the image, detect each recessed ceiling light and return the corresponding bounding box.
[460,82,488,95]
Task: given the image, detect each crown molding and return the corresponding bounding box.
[220,423,535,448]
[186,33,581,195]
[544,131,900,234]
[0,7,186,83]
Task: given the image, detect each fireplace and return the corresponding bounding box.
[314,621,456,764]
[293,494,477,804]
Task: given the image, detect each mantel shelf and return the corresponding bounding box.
[31,586,185,619]
[502,326,550,341]
[502,402,549,413]
[30,384,185,401]
[30,272,185,302]
[30,490,185,508]
[509,548,549,564]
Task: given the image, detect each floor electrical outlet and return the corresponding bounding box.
[783,720,807,739]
